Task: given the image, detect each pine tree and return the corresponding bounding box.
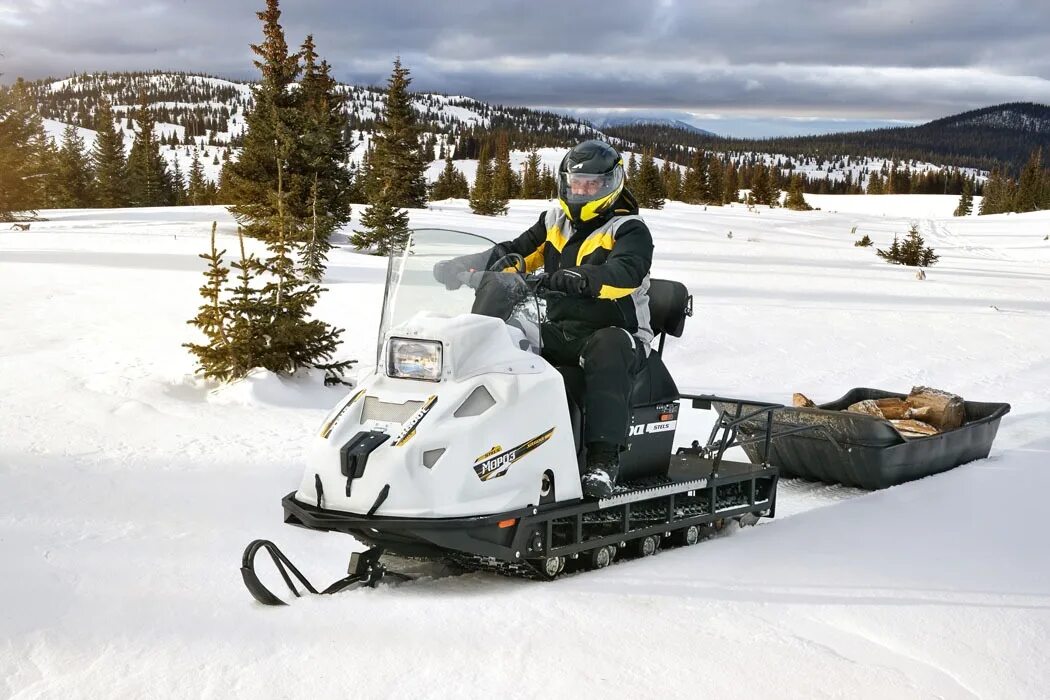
[979,167,1007,215]
[953,179,973,217]
[783,174,812,211]
[0,81,50,219]
[866,172,884,195]
[626,152,638,183]
[469,145,507,215]
[224,0,305,241]
[722,161,739,204]
[365,57,428,209]
[634,150,665,209]
[539,165,557,200]
[187,149,209,205]
[256,151,353,380]
[431,154,469,200]
[52,124,94,208]
[127,91,172,207]
[491,132,518,202]
[749,163,769,205]
[469,144,491,213]
[184,222,235,381]
[519,148,543,199]
[680,150,707,204]
[660,158,681,202]
[352,192,410,255]
[877,225,938,267]
[171,158,186,206]
[1015,148,1044,213]
[91,99,129,208]
[297,34,353,276]
[223,227,265,378]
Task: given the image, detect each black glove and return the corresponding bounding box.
[433,259,465,290]
[544,268,590,296]
[433,251,492,290]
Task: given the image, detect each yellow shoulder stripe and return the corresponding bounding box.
[598,284,637,300]
[546,225,567,253]
[576,231,615,265]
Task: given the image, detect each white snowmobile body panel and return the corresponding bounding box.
[295,312,582,518]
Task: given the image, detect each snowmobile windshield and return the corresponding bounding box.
[376,229,543,365]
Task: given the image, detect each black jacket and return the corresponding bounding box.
[499,189,654,345]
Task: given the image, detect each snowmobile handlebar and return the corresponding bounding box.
[454,269,566,300]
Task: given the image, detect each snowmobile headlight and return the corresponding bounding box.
[387,338,443,382]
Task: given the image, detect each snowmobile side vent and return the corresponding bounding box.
[453,385,496,418]
[361,397,425,424]
[340,431,390,496]
[422,448,445,468]
[314,474,324,508]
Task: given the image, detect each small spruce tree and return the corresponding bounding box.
[431,154,469,200]
[954,179,973,217]
[184,222,235,380]
[877,224,938,267]
[353,190,411,255]
[783,174,812,211]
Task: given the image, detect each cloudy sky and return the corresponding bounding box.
[2,0,1049,137]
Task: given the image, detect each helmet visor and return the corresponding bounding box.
[559,167,624,204]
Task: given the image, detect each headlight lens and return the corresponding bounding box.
[387,338,443,381]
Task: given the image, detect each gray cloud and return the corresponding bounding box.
[3,0,1050,132]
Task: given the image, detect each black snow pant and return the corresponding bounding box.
[541,324,647,447]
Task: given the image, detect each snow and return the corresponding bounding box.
[2,196,1050,698]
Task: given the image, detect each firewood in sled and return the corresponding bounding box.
[906,386,965,430]
[890,419,940,438]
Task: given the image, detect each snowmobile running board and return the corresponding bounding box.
[242,396,829,605]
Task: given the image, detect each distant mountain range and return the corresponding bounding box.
[586,116,717,137]
[603,102,1050,174]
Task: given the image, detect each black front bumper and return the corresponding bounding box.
[282,492,534,559]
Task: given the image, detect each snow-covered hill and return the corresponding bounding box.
[2,196,1048,697]
[29,71,986,193]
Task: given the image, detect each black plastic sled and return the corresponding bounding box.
[713,387,1010,490]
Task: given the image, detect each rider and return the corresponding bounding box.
[434,139,654,499]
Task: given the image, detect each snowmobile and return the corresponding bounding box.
[241,228,787,605]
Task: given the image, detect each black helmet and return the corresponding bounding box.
[557,139,625,224]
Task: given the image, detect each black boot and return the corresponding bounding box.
[582,442,620,499]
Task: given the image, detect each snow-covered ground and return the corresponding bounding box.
[2,196,1049,698]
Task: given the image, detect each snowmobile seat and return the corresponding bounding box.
[647,278,691,351]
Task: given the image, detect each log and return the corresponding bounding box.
[905,405,932,421]
[874,398,910,419]
[906,386,965,430]
[846,399,884,417]
[890,419,940,438]
[793,393,816,408]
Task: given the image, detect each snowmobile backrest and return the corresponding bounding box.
[648,279,691,338]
